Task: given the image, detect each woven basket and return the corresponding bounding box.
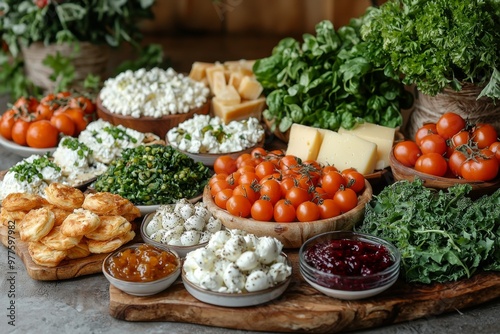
[21,42,109,92]
[405,83,500,140]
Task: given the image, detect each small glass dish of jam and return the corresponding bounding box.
[102,243,181,296]
[299,231,401,300]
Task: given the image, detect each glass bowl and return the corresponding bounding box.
[299,231,400,300]
[102,243,181,296]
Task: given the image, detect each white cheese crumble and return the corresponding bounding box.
[167,115,265,154]
[183,229,291,293]
[99,67,210,118]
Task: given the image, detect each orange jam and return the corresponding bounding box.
[107,244,178,282]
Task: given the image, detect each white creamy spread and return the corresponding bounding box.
[167,114,265,154]
[183,229,292,293]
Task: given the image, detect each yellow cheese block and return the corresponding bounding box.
[228,71,245,90]
[224,59,256,75]
[212,97,266,123]
[211,71,227,97]
[188,62,214,81]
[205,64,225,93]
[285,124,323,162]
[216,85,241,105]
[339,123,396,170]
[238,76,263,100]
[316,132,378,175]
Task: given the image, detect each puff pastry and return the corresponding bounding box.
[85,215,132,241]
[45,182,85,211]
[28,241,67,267]
[2,192,47,212]
[45,205,73,226]
[0,207,26,232]
[40,226,82,251]
[82,192,136,216]
[19,207,55,242]
[122,205,141,222]
[60,208,101,237]
[87,230,136,254]
[65,239,91,260]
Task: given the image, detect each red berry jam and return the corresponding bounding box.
[304,238,395,290]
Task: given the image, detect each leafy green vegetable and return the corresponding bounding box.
[360,0,500,100]
[357,179,500,284]
[253,18,413,133]
[93,145,211,205]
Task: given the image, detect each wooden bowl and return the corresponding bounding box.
[96,96,210,138]
[203,180,373,249]
[389,148,500,198]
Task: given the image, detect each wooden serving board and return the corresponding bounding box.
[109,252,500,333]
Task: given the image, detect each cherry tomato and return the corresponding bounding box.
[393,140,422,167]
[64,108,88,135]
[333,188,358,213]
[209,173,228,187]
[414,152,448,177]
[0,109,17,140]
[14,96,38,113]
[250,147,267,161]
[255,160,276,180]
[273,199,296,222]
[419,133,447,155]
[318,198,341,219]
[69,96,95,114]
[259,179,282,204]
[26,120,59,148]
[233,183,259,203]
[214,188,233,209]
[279,155,300,173]
[226,195,251,218]
[50,113,76,137]
[450,130,471,148]
[214,155,237,175]
[436,112,466,139]
[311,186,329,203]
[448,150,467,177]
[321,171,346,196]
[238,171,259,185]
[236,153,252,168]
[280,176,296,197]
[35,103,54,121]
[460,149,499,181]
[11,119,30,146]
[321,165,338,174]
[251,199,274,221]
[343,169,366,193]
[415,123,437,146]
[296,201,320,222]
[285,186,312,208]
[472,124,498,149]
[489,141,500,162]
[210,179,232,197]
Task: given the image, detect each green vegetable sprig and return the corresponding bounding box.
[357,179,500,284]
[10,154,61,184]
[253,18,413,134]
[360,0,500,100]
[93,145,211,205]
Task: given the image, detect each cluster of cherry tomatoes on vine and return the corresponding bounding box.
[0,92,96,148]
[209,148,367,223]
[393,112,500,181]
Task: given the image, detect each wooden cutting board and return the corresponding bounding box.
[109,252,500,333]
[0,225,109,280]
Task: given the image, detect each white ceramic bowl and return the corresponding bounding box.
[102,243,181,296]
[140,212,208,258]
[299,231,400,300]
[0,134,56,158]
[181,254,292,307]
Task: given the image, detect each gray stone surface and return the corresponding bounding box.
[1,121,499,334]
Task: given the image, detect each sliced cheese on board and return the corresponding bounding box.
[285,124,322,161]
[212,97,266,123]
[316,131,378,174]
[338,123,396,170]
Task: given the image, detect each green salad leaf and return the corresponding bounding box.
[253,17,413,133]
[357,179,500,284]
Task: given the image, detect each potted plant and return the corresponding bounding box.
[360,0,500,138]
[0,0,162,99]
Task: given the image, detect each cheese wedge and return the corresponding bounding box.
[316,131,378,174]
[286,124,323,161]
[211,71,227,97]
[189,62,214,81]
[212,97,266,123]
[228,71,245,90]
[339,123,396,170]
[205,63,225,93]
[216,85,241,105]
[238,76,263,100]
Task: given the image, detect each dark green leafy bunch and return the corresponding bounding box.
[93,145,212,205]
[253,18,413,134]
[357,179,500,284]
[360,0,500,100]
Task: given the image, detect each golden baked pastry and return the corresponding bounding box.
[82,192,136,216]
[0,207,26,232]
[122,205,141,222]
[40,226,82,251]
[19,207,55,242]
[85,215,132,241]
[28,241,67,267]
[2,192,47,212]
[60,208,101,237]
[87,230,135,254]
[65,239,91,260]
[45,205,72,226]
[45,182,85,211]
